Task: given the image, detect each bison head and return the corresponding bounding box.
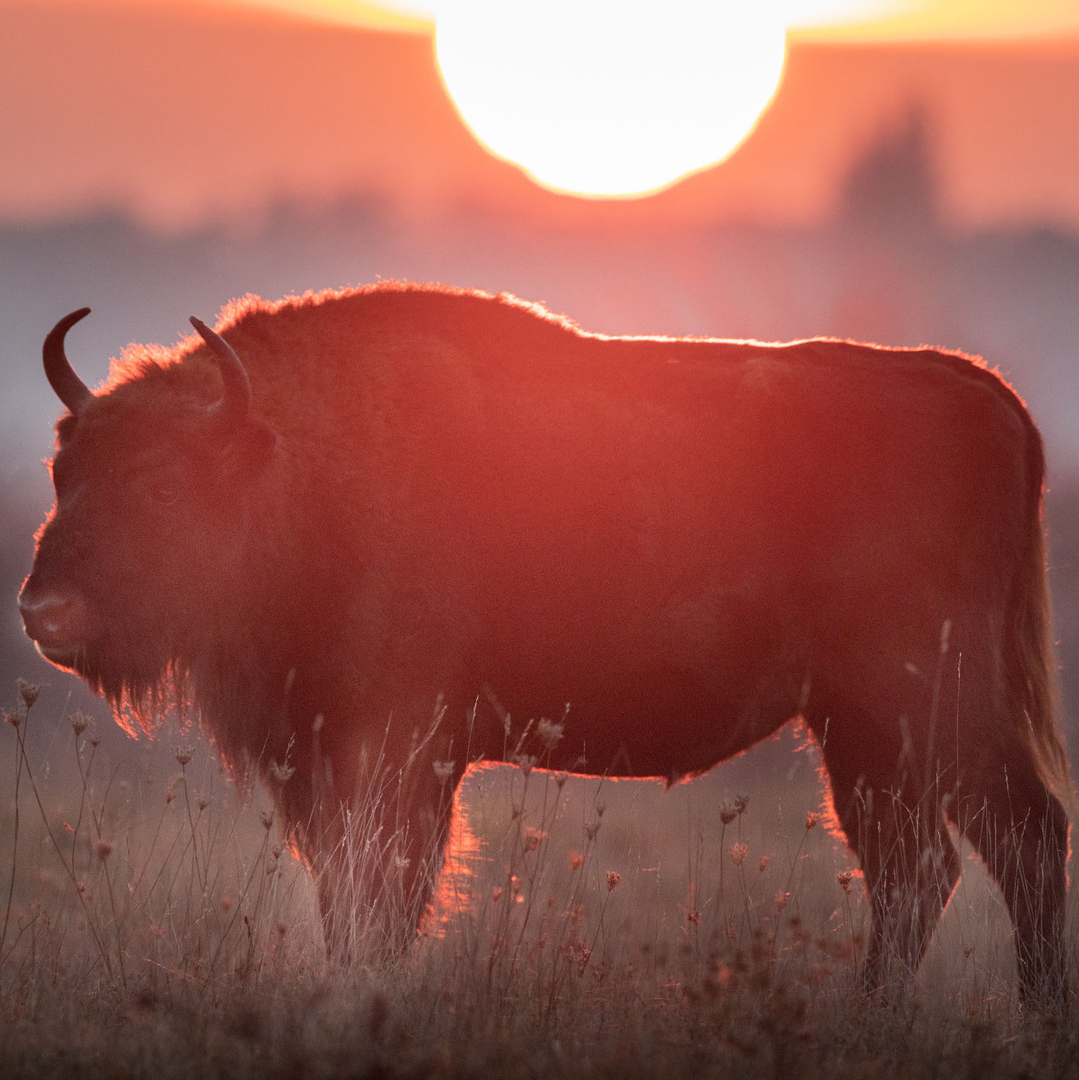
[19,309,276,726]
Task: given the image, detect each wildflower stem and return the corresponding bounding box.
[0,705,26,962]
[7,703,116,979]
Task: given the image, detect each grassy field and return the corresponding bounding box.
[1,681,1077,1080]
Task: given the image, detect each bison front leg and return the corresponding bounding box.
[274,721,459,965]
[313,803,450,962]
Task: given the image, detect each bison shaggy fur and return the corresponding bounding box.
[19,283,1071,1006]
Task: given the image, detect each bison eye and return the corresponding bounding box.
[137,464,187,510]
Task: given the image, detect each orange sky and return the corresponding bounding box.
[3,0,1078,233]
[230,0,1079,42]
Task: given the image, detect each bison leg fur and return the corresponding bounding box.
[283,727,457,965]
[819,721,962,999]
[950,748,1069,1012]
[841,782,962,999]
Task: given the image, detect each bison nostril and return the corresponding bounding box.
[18,584,89,649]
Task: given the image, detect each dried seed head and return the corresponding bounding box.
[514,753,537,778]
[71,712,89,736]
[537,717,564,750]
[585,820,601,841]
[730,842,748,866]
[837,870,854,894]
[432,760,456,784]
[4,709,20,728]
[523,826,548,852]
[17,680,40,708]
[758,855,771,873]
[94,839,113,862]
[606,870,621,892]
[553,770,568,789]
[733,794,749,815]
[269,759,295,784]
[258,809,274,830]
[805,811,821,831]
[720,801,738,825]
[569,851,585,872]
[174,746,193,767]
[196,795,211,812]
[576,943,592,974]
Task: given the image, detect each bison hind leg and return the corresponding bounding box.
[819,729,962,999]
[949,747,1069,1013]
[847,784,962,999]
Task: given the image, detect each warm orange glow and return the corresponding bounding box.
[259,0,432,32]
[3,1,1079,231]
[363,0,924,199]
[432,2,788,199]
[790,0,1079,41]
[246,0,1079,42]
[428,769,487,934]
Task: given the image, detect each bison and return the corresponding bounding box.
[19,284,1071,1006]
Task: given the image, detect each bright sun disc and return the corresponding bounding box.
[433,1,788,198]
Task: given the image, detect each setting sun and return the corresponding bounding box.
[275,0,1079,202]
[344,0,914,199]
[433,1,788,198]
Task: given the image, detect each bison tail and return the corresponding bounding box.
[1008,438,1073,806]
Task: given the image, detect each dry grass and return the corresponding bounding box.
[1,682,1077,1080]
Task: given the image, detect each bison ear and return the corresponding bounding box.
[225,419,276,480]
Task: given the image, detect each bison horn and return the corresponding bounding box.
[189,317,252,428]
[43,308,93,415]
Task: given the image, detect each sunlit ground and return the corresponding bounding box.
[2,691,1072,1079]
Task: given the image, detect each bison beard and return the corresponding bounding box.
[19,284,1071,1008]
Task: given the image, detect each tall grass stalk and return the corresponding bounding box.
[1,692,1074,1080]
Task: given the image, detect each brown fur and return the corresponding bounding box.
[21,283,1070,1005]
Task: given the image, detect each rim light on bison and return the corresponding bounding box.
[19,283,1071,1010]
